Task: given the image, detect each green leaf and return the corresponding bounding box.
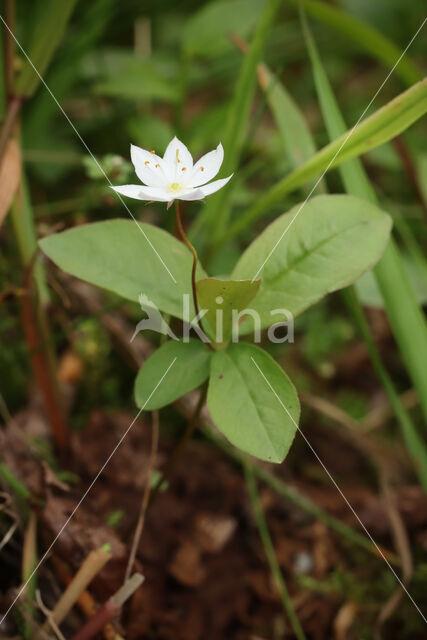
[208,343,300,463]
[39,219,206,319]
[253,58,322,193]
[135,339,211,410]
[226,78,427,241]
[182,0,266,58]
[290,0,422,88]
[232,194,392,332]
[196,277,261,344]
[15,0,78,97]
[300,7,427,479]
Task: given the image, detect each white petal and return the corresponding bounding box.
[177,188,205,201]
[163,136,193,173]
[199,174,233,197]
[130,144,170,187]
[191,143,224,187]
[110,185,171,202]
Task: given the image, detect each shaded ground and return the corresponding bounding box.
[1,401,427,639]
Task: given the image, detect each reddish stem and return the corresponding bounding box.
[20,262,69,454]
[70,599,119,640]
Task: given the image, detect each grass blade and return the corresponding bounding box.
[14,0,78,97]
[225,77,427,240]
[242,36,427,487]
[290,0,422,87]
[245,462,307,640]
[300,7,427,430]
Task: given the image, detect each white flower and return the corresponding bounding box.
[111,137,233,206]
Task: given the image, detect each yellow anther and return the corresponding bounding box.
[200,166,204,171]
[150,149,155,154]
[155,163,160,168]
[144,160,150,165]
[182,167,187,171]
[171,183,180,191]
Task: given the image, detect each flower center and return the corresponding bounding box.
[170,182,181,191]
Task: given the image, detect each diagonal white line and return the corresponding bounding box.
[251,16,427,282]
[250,355,427,624]
[0,15,177,284]
[0,357,177,625]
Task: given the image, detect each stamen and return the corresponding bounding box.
[155,163,160,168]
[144,161,150,165]
[200,166,204,171]
[176,149,180,163]
[150,150,155,154]
[171,183,180,191]
[182,167,186,171]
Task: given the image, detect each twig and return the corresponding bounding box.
[36,590,66,640]
[70,574,143,640]
[41,546,111,632]
[362,389,418,432]
[21,511,38,637]
[375,467,413,638]
[0,493,18,551]
[51,554,124,640]
[124,410,159,582]
[245,462,307,640]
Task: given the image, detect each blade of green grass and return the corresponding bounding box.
[289,0,422,87]
[224,77,427,241]
[14,0,78,97]
[231,33,324,196]
[300,7,427,430]
[190,0,283,249]
[249,40,427,488]
[245,462,307,640]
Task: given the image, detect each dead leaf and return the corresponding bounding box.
[0,139,21,226]
[194,512,237,553]
[168,541,206,587]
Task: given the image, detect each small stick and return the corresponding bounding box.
[51,555,124,640]
[36,590,66,640]
[124,410,159,582]
[70,574,143,640]
[42,546,111,631]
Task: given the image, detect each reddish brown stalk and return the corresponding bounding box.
[174,200,212,347]
[124,409,159,583]
[70,599,119,640]
[51,555,123,640]
[20,261,69,454]
[392,136,427,217]
[70,574,143,640]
